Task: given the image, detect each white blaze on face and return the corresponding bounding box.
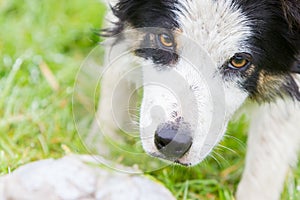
[179,0,252,65]
[140,56,214,158]
[139,0,252,165]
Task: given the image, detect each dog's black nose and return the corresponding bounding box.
[154,120,192,159]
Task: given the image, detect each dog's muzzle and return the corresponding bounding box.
[154,118,193,159]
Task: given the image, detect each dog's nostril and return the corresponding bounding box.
[154,120,193,159]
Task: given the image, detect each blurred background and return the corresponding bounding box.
[0,0,299,199]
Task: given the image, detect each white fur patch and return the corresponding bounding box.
[178,0,252,65]
[237,96,300,200]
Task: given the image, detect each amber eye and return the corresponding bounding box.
[159,33,174,47]
[229,53,250,69]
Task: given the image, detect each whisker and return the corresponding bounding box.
[223,134,246,149]
[130,113,139,121]
[209,154,222,168]
[212,151,229,167]
[217,144,239,155]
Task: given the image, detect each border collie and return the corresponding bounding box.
[95,0,300,199]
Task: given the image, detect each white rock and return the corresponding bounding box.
[0,155,175,200]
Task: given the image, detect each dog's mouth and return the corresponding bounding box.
[174,160,192,167]
[148,150,192,167]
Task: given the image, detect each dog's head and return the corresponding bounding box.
[106,0,300,166]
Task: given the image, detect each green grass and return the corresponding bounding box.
[0,1,300,199]
[0,0,105,172]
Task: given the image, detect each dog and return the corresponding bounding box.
[94,0,300,199]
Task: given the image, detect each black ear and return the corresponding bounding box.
[281,1,300,74]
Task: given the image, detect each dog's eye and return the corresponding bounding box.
[135,32,178,65]
[230,57,247,68]
[229,53,252,69]
[159,33,174,47]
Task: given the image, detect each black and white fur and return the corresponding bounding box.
[95,0,300,199]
